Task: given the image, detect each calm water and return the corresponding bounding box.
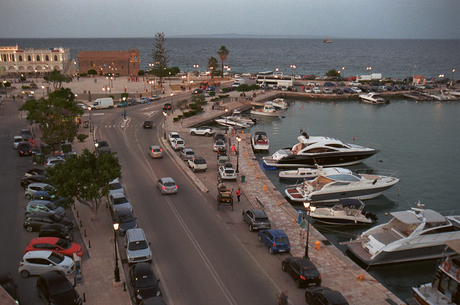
[1,38,459,80]
[247,98,460,301]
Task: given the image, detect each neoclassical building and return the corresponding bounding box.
[0,46,75,76]
[77,49,140,76]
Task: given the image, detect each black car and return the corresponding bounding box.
[130,262,161,304]
[242,209,271,232]
[0,272,20,304]
[192,88,203,94]
[20,128,34,140]
[213,131,226,142]
[25,168,46,177]
[39,223,74,241]
[37,271,83,305]
[21,175,47,189]
[24,212,75,232]
[332,88,343,94]
[282,257,321,288]
[162,103,172,111]
[18,141,33,156]
[95,140,111,154]
[127,98,138,106]
[112,208,137,236]
[305,286,349,305]
[143,121,153,128]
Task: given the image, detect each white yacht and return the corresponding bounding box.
[214,118,250,129]
[346,206,460,265]
[271,98,288,109]
[250,101,280,117]
[310,199,378,225]
[359,92,390,104]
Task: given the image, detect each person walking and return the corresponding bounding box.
[236,188,241,202]
[277,290,288,305]
[299,216,307,238]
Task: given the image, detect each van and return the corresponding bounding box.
[232,78,245,88]
[124,228,152,265]
[90,98,114,110]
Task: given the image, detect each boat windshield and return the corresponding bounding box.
[328,174,361,182]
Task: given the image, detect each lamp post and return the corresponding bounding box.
[41,85,45,98]
[163,111,167,139]
[366,67,372,72]
[290,65,296,77]
[303,202,316,259]
[149,81,153,97]
[439,74,444,90]
[452,69,456,87]
[236,136,241,173]
[342,67,345,80]
[75,94,78,102]
[227,67,231,81]
[113,223,120,282]
[224,108,229,134]
[102,87,107,97]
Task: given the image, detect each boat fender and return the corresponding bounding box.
[444,261,450,272]
[456,271,460,281]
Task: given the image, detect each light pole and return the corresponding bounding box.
[113,223,120,282]
[170,93,174,111]
[366,67,372,72]
[149,81,153,97]
[163,111,167,139]
[342,67,345,80]
[439,74,444,90]
[41,85,45,98]
[227,67,231,81]
[236,136,241,173]
[75,94,78,102]
[303,202,316,259]
[102,87,107,97]
[290,65,296,77]
[452,69,456,87]
[224,108,229,134]
[169,71,171,88]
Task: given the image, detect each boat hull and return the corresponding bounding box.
[250,110,280,117]
[311,216,372,225]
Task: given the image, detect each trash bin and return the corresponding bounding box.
[83,120,89,128]
[241,175,245,183]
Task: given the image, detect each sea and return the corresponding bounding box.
[2,37,460,302]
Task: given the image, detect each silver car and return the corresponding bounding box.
[25,200,66,217]
[18,250,74,278]
[179,148,195,161]
[124,228,152,265]
[157,177,178,195]
[148,145,163,158]
[108,193,132,213]
[13,136,24,149]
[25,183,54,200]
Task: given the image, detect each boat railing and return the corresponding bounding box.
[354,168,401,178]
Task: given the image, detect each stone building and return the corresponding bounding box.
[0,46,75,76]
[77,49,140,76]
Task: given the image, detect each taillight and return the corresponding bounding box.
[162,186,166,190]
[300,275,306,280]
[318,274,321,279]
[174,185,178,189]
[272,243,276,248]
[160,149,162,152]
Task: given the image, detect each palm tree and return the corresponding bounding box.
[217,46,229,79]
[207,57,219,79]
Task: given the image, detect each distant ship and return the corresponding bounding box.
[323,38,332,43]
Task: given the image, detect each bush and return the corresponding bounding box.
[87,69,97,75]
[80,73,87,77]
[138,70,145,76]
[221,87,229,93]
[77,134,89,142]
[109,95,115,99]
[22,86,30,89]
[121,93,129,99]
[209,91,216,97]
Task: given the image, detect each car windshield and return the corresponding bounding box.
[128,241,148,251]
[48,278,73,296]
[186,151,194,156]
[255,217,269,222]
[114,197,128,205]
[98,141,109,147]
[136,273,157,288]
[164,182,176,187]
[119,213,135,222]
[18,143,30,149]
[47,252,65,264]
[110,183,122,190]
[195,159,206,164]
[56,239,71,249]
[275,237,289,244]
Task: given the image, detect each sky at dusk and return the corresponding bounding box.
[1,0,459,39]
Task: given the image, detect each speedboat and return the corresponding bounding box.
[252,131,270,151]
[226,115,256,126]
[412,239,460,305]
[309,199,378,225]
[214,118,250,129]
[359,92,389,104]
[250,102,280,117]
[271,98,288,109]
[346,206,460,265]
[284,167,399,203]
[263,131,379,168]
[279,167,324,181]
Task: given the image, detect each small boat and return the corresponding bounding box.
[284,167,399,203]
[279,167,324,181]
[251,131,270,151]
[411,239,460,305]
[263,131,379,168]
[214,118,250,128]
[250,102,280,117]
[271,98,288,109]
[323,38,332,43]
[359,92,390,104]
[226,115,256,125]
[346,205,460,265]
[310,199,378,225]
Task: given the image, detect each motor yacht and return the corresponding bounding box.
[250,101,280,117]
[309,199,378,225]
[271,98,288,109]
[214,118,250,129]
[359,92,390,104]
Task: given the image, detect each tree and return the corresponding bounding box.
[46,149,122,220]
[326,69,340,78]
[207,57,219,79]
[19,88,83,151]
[1,81,11,94]
[44,69,73,90]
[217,46,229,79]
[151,32,170,87]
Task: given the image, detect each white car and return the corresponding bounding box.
[124,228,152,265]
[168,132,181,146]
[19,250,75,278]
[108,192,132,214]
[218,163,237,180]
[25,183,54,200]
[108,178,124,195]
[189,126,215,136]
[45,157,65,169]
[305,87,312,93]
[213,139,226,152]
[348,81,360,86]
[171,138,185,150]
[351,87,362,93]
[188,157,207,172]
[313,87,321,94]
[13,136,25,149]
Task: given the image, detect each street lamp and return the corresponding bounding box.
[113,223,120,282]
[303,202,316,259]
[366,67,372,71]
[227,67,231,81]
[163,111,167,139]
[290,65,296,77]
[236,136,241,173]
[169,71,171,88]
[224,108,229,134]
[41,85,45,98]
[452,69,456,87]
[439,74,445,90]
[342,67,345,79]
[102,86,107,97]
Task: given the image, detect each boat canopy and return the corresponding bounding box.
[390,209,446,224]
[445,239,460,254]
[338,198,365,208]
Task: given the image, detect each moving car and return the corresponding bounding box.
[305,286,349,305]
[113,208,137,236]
[282,257,322,288]
[143,121,153,129]
[162,103,171,110]
[179,148,195,161]
[12,136,24,149]
[19,251,75,278]
[218,163,237,180]
[108,193,132,214]
[148,145,163,158]
[130,262,161,303]
[124,228,152,265]
[36,271,82,304]
[192,88,203,94]
[17,141,33,156]
[94,140,111,154]
[242,209,271,232]
[258,229,290,254]
[23,212,75,232]
[39,224,74,241]
[189,126,215,136]
[157,177,178,195]
[24,237,83,257]
[188,157,207,172]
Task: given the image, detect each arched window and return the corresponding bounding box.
[19,55,23,61]
[36,55,40,61]
[28,55,31,61]
[45,55,49,61]
[54,55,58,61]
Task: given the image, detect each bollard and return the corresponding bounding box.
[88,240,91,248]
[83,292,86,302]
[357,274,365,281]
[123,282,126,291]
[264,185,267,192]
[84,229,87,237]
[76,211,79,218]
[244,152,247,158]
[315,241,321,250]
[256,173,259,179]
[242,130,244,135]
[80,220,82,227]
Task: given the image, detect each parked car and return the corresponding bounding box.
[218,163,237,180]
[162,103,172,111]
[148,145,163,158]
[312,87,321,94]
[205,85,215,91]
[17,141,33,156]
[94,140,111,154]
[324,82,336,87]
[305,87,312,93]
[305,286,349,305]
[179,148,195,161]
[24,237,83,257]
[21,175,47,189]
[213,131,226,141]
[168,131,181,146]
[213,139,226,152]
[138,97,149,104]
[0,272,20,304]
[258,229,290,254]
[171,138,185,150]
[112,208,137,236]
[188,157,207,172]
[12,136,24,149]
[23,212,75,232]
[20,129,34,140]
[45,157,65,169]
[25,200,66,217]
[32,191,68,208]
[351,87,362,93]
[36,270,82,304]
[19,252,75,278]
[322,88,332,94]
[127,98,137,106]
[217,155,229,168]
[124,228,152,265]
[157,177,178,195]
[25,183,54,200]
[189,126,215,136]
[25,168,46,177]
[282,257,322,288]
[108,193,132,214]
[332,88,343,94]
[39,223,74,241]
[130,262,161,303]
[108,178,124,195]
[192,88,203,94]
[242,209,271,232]
[343,87,353,93]
[143,121,153,129]
[151,95,161,101]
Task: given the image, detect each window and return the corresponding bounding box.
[28,55,31,61]
[19,55,23,61]
[36,55,40,61]
[54,55,58,61]
[45,55,49,61]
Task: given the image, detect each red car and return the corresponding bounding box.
[24,237,83,257]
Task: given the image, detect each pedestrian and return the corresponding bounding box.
[299,217,307,238]
[13,95,15,102]
[231,144,235,155]
[277,291,288,305]
[236,188,241,202]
